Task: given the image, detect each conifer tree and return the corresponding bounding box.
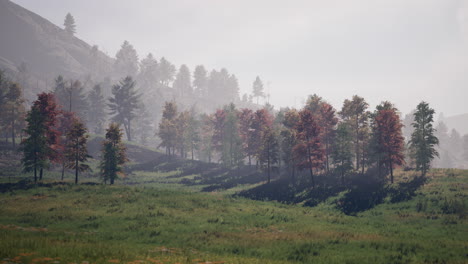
[259,127,279,183]
[65,119,91,184]
[158,101,178,156]
[1,82,25,147]
[193,65,208,98]
[173,64,192,97]
[159,57,176,87]
[115,41,139,77]
[252,76,264,105]
[87,84,106,134]
[340,95,369,173]
[21,93,60,182]
[64,13,76,35]
[409,101,439,177]
[108,76,140,141]
[331,123,353,184]
[100,123,127,184]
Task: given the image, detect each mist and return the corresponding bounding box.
[11,0,468,117]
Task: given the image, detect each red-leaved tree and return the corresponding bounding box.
[294,109,324,187]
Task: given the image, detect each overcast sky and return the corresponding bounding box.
[13,0,468,116]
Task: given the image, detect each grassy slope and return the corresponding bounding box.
[0,168,467,264]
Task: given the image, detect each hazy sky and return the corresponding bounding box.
[13,0,468,116]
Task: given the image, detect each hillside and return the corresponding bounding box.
[443,113,468,136]
[0,0,113,100]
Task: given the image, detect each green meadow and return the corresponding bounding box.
[0,165,467,264]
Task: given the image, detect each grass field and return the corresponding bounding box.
[0,165,467,264]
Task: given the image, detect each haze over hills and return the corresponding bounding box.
[0,0,467,137]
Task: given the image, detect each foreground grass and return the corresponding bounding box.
[0,169,467,264]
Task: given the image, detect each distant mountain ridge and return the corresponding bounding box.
[0,0,113,100]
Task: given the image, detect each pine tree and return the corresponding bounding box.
[1,82,26,147]
[340,95,370,173]
[158,101,178,156]
[252,76,264,105]
[108,76,140,141]
[331,123,353,185]
[193,65,208,98]
[173,64,192,97]
[159,57,176,87]
[21,93,60,183]
[100,123,127,184]
[87,84,106,134]
[64,13,76,35]
[115,41,139,78]
[280,128,298,181]
[462,134,468,163]
[318,102,338,173]
[65,119,91,184]
[259,127,279,183]
[409,101,439,177]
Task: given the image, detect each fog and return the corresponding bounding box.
[12,0,468,116]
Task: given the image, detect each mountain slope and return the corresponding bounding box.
[0,0,113,98]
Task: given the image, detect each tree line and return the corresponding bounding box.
[158,95,442,186]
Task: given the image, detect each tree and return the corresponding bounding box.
[251,109,273,168]
[173,64,192,97]
[108,76,140,141]
[280,128,298,181]
[238,108,255,165]
[331,123,353,184]
[53,77,88,120]
[1,82,25,147]
[340,95,369,173]
[87,84,106,134]
[56,111,78,180]
[64,13,76,35]
[200,113,214,163]
[252,76,264,104]
[159,57,176,87]
[259,127,279,183]
[158,101,178,156]
[186,109,200,160]
[193,65,208,98]
[372,104,405,183]
[65,119,91,184]
[462,134,468,163]
[21,93,60,183]
[21,106,47,183]
[409,101,439,177]
[138,53,159,92]
[100,123,127,184]
[294,109,324,187]
[175,111,190,158]
[318,103,338,173]
[115,41,139,78]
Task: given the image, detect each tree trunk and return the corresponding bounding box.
[390,161,394,184]
[11,109,15,148]
[306,145,315,187]
[39,168,43,180]
[75,150,79,184]
[34,162,37,184]
[61,163,65,180]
